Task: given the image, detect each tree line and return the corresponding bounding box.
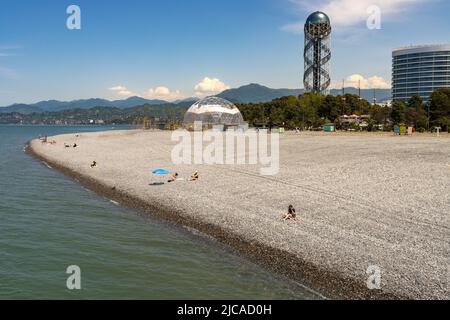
[237,88,450,132]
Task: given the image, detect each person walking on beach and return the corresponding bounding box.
[90,161,97,168]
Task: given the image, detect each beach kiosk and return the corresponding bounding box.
[323,123,335,132]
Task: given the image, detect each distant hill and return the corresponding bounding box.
[335,87,392,104]
[173,97,199,104]
[218,84,302,103]
[0,102,192,125]
[0,96,170,113]
[0,104,43,115]
[111,96,168,108]
[218,83,391,104]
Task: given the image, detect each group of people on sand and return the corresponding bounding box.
[90,161,297,220]
[168,171,199,183]
[39,135,56,145]
[64,143,78,148]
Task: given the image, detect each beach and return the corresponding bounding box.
[28,130,450,299]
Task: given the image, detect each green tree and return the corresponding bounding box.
[391,101,407,125]
[343,94,361,114]
[429,88,450,131]
[405,95,427,129]
[321,95,344,121]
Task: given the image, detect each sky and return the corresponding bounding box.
[0,0,449,106]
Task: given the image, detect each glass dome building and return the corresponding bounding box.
[183,96,244,130]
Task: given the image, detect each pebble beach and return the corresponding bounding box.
[28,130,450,299]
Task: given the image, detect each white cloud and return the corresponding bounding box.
[146,86,184,101]
[109,85,127,92]
[332,74,391,89]
[0,45,22,58]
[194,77,230,98]
[109,85,185,101]
[109,78,230,101]
[109,85,138,98]
[283,0,429,32]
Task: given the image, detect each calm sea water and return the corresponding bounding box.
[0,125,317,300]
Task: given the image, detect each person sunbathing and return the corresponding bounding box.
[190,171,199,181]
[283,205,297,221]
[168,172,179,183]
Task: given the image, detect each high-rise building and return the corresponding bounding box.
[392,44,450,103]
[303,11,332,95]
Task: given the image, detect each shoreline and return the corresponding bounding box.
[26,140,402,300]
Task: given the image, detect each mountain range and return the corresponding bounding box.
[218,84,391,104]
[0,84,392,114]
[0,96,174,114]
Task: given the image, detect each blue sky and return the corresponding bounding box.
[0,0,449,105]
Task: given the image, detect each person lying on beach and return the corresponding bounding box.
[283,205,297,221]
[90,161,97,168]
[64,143,71,148]
[190,171,199,181]
[168,172,179,183]
[73,143,78,148]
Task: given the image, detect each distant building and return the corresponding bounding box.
[392,44,450,103]
[339,114,370,125]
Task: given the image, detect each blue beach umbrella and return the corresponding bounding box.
[152,169,170,175]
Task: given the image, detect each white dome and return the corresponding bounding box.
[183,96,244,129]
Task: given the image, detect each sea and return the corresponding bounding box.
[0,125,318,299]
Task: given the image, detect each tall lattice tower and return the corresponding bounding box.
[303,11,332,95]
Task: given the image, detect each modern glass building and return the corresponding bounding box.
[392,44,450,103]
